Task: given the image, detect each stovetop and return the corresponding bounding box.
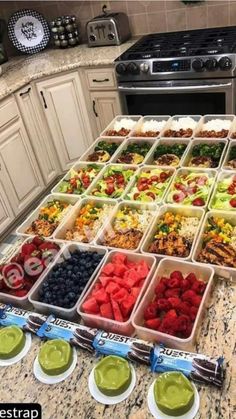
[117,27,236,60]
[115,26,236,82]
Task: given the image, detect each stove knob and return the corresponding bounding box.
[218,56,232,70]
[192,59,205,72]
[89,34,96,42]
[140,62,149,73]
[127,62,140,75]
[116,63,127,75]
[108,33,115,40]
[205,58,218,71]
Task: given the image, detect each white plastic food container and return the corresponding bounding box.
[192,209,236,281]
[16,194,79,239]
[141,204,205,261]
[181,138,228,170]
[28,243,108,320]
[162,115,202,138]
[124,165,175,205]
[229,116,236,140]
[78,137,125,163]
[145,138,190,167]
[95,200,157,252]
[128,115,171,139]
[110,137,156,165]
[208,170,236,211]
[77,250,156,336]
[0,237,64,308]
[132,258,214,350]
[165,167,217,208]
[53,197,118,244]
[51,162,105,198]
[85,163,138,201]
[222,139,236,170]
[194,114,234,139]
[100,115,142,138]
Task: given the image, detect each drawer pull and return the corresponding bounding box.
[19,87,31,97]
[40,91,48,109]
[92,78,109,83]
[92,100,98,117]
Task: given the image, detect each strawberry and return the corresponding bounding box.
[32,237,44,246]
[38,242,59,251]
[230,198,236,208]
[21,243,37,256]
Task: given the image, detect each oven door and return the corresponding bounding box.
[118,79,235,115]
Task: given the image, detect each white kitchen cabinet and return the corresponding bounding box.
[35,72,93,170]
[15,85,60,185]
[90,90,122,135]
[0,119,44,215]
[0,181,15,234]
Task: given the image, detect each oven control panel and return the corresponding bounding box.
[153,60,191,72]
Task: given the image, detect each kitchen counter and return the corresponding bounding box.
[0,40,135,100]
[0,276,235,419]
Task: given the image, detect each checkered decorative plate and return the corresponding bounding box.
[8,9,50,54]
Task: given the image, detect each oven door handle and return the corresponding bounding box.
[118,82,232,93]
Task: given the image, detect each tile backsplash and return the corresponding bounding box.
[1,0,236,57]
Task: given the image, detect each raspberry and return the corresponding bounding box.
[191,295,202,307]
[181,323,193,338]
[155,282,166,297]
[165,288,181,298]
[174,315,191,333]
[190,306,198,321]
[185,272,197,284]
[145,318,161,330]
[156,298,171,312]
[167,277,180,288]
[182,289,197,303]
[160,277,169,286]
[164,309,178,321]
[170,271,184,281]
[168,297,181,310]
[178,301,191,315]
[180,279,191,291]
[144,302,158,320]
[192,280,206,295]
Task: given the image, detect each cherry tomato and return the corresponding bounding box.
[229,198,236,207]
[146,192,156,200]
[192,197,205,206]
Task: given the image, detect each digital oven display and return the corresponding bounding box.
[153,60,191,72]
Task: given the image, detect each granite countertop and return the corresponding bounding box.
[0,40,135,100]
[0,277,235,419]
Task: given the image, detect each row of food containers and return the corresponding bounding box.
[73,135,236,170]
[0,236,214,350]
[101,114,236,140]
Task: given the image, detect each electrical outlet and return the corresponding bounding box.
[102,2,111,12]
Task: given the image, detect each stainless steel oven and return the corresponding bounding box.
[118,78,235,116]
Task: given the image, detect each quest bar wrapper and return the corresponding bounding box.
[37,314,97,353]
[151,344,225,387]
[93,330,154,365]
[0,303,46,333]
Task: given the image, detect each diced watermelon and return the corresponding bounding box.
[126,261,136,269]
[113,264,127,277]
[101,263,115,276]
[111,299,124,322]
[112,288,129,303]
[120,295,136,318]
[127,268,140,284]
[82,297,99,314]
[136,260,150,279]
[112,253,127,264]
[91,283,102,296]
[93,288,110,305]
[130,287,140,299]
[99,276,113,288]
[105,281,120,295]
[100,302,113,319]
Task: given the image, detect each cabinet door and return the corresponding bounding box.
[15,85,60,185]
[90,90,122,135]
[0,120,44,215]
[0,181,15,234]
[36,72,93,170]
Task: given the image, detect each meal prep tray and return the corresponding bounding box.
[101,115,142,138]
[181,138,228,170]
[110,137,156,165]
[128,115,171,139]
[78,137,125,163]
[145,138,190,167]
[28,243,108,320]
[222,139,236,170]
[132,258,214,350]
[162,115,202,139]
[194,114,235,139]
[77,250,156,336]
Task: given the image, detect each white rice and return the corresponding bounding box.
[202,119,232,131]
[171,117,197,131]
[141,119,166,133]
[114,118,137,132]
